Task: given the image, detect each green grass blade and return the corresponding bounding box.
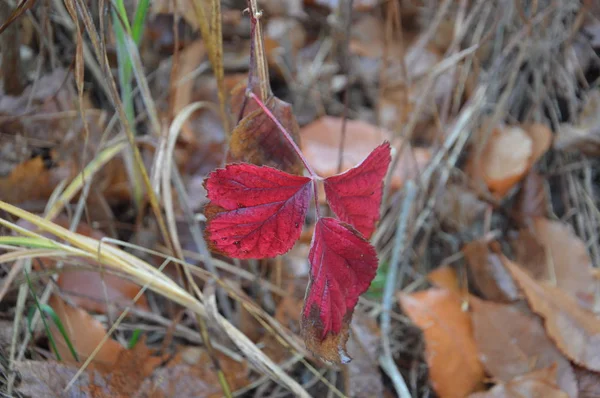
[40,303,80,363]
[24,269,62,362]
[131,0,150,45]
[127,328,142,349]
[0,237,59,250]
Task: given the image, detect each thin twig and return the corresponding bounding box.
[379,180,417,398]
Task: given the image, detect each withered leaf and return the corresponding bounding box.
[463,240,519,302]
[503,256,600,372]
[468,367,568,398]
[513,217,595,306]
[227,95,303,175]
[470,297,577,397]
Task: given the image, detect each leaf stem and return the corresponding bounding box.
[248,92,322,218]
[247,0,270,100]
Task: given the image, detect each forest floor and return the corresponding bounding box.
[0,0,599,397]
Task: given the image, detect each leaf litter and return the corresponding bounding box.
[1,0,600,397]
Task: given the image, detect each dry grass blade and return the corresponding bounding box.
[191,0,230,133]
[0,201,311,396]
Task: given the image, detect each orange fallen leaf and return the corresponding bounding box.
[470,297,577,397]
[427,265,461,294]
[49,295,124,366]
[398,288,485,398]
[300,116,431,191]
[502,256,600,372]
[0,155,74,205]
[468,367,568,398]
[471,123,552,198]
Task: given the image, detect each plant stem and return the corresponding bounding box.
[247,0,270,101]
[248,93,322,218]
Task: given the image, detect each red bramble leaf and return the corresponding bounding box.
[324,142,391,238]
[301,217,379,363]
[203,164,312,259]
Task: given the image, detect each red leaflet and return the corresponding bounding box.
[324,142,391,238]
[203,164,312,258]
[301,217,379,363]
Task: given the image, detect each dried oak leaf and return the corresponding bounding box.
[323,142,391,238]
[503,256,600,372]
[399,288,485,398]
[468,367,569,398]
[463,240,519,302]
[470,297,577,397]
[228,95,304,176]
[203,163,312,258]
[301,217,378,364]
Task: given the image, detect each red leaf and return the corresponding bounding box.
[301,217,378,363]
[204,164,312,259]
[323,142,391,238]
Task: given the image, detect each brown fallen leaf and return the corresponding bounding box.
[434,183,487,230]
[15,344,246,398]
[503,256,600,372]
[49,295,124,366]
[137,347,249,397]
[512,217,595,307]
[300,116,431,190]
[470,297,577,397]
[573,365,600,398]
[38,218,149,314]
[344,310,383,398]
[515,171,549,218]
[398,288,485,398]
[470,123,552,198]
[463,240,519,302]
[468,367,569,398]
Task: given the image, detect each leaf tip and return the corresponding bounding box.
[301,304,353,364]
